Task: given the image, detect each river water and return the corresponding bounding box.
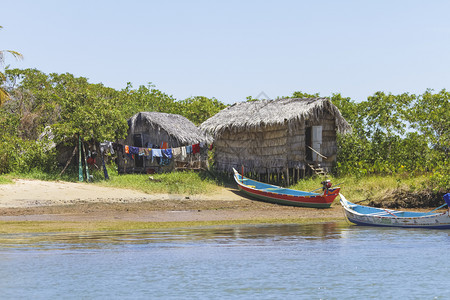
[0,223,449,299]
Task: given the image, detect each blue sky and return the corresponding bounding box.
[2,0,450,104]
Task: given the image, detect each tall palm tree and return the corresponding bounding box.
[1,26,23,105]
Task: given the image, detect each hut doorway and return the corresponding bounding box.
[133,134,144,168]
[312,125,322,162]
[305,126,323,163]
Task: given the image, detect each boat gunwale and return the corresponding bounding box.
[237,178,322,197]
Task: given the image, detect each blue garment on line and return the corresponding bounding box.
[162,149,172,159]
[129,146,139,155]
[186,145,192,154]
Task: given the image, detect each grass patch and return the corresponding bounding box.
[1,167,434,202]
[0,175,14,184]
[96,170,221,195]
[4,170,62,181]
[291,173,429,204]
[2,168,223,195]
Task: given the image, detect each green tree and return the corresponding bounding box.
[291,91,320,98]
[176,96,227,125]
[361,91,415,138]
[410,89,450,151]
[121,83,178,118]
[121,84,227,125]
[48,73,128,143]
[330,93,363,132]
[0,26,23,105]
[4,69,128,144]
[4,68,59,139]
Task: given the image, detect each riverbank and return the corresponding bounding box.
[0,179,345,232]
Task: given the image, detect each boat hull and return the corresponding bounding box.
[340,194,450,229]
[233,168,339,208]
[344,217,450,229]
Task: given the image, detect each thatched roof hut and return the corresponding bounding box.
[118,112,211,174]
[200,97,351,182]
[126,112,211,146]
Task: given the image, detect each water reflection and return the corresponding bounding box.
[1,224,450,299]
[0,223,346,251]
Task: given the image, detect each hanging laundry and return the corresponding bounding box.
[162,149,173,159]
[192,143,200,154]
[186,145,193,154]
[172,147,182,158]
[143,148,150,157]
[181,147,187,159]
[129,146,139,155]
[161,142,168,149]
[159,157,171,166]
[125,145,130,154]
[100,152,109,180]
[152,148,163,162]
[138,148,145,156]
[100,141,115,155]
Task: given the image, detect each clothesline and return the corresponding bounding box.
[122,142,207,161]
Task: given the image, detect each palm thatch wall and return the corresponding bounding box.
[118,112,211,174]
[200,97,351,182]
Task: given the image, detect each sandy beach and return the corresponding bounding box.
[0,179,344,223]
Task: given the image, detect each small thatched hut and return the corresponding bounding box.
[117,112,211,174]
[200,97,351,183]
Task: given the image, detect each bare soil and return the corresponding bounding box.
[0,179,344,222]
[367,188,446,209]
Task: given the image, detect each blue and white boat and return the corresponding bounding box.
[340,193,450,229]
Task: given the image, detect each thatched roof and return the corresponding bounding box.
[200,97,351,137]
[128,112,211,144]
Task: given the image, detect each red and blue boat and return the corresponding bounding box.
[233,168,340,208]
